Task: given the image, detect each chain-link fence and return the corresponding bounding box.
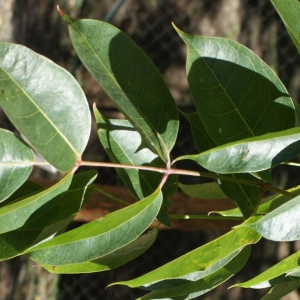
[1,0,300,299]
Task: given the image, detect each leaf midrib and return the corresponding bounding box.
[0,63,79,158]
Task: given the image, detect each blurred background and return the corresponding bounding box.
[1,0,300,299]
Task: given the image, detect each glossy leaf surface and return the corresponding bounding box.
[41,229,157,274]
[0,43,91,171]
[0,171,96,260]
[114,224,260,289]
[241,195,300,241]
[176,128,300,174]
[271,0,300,53]
[0,129,34,202]
[0,172,73,234]
[27,189,162,265]
[234,251,300,288]
[65,14,178,161]
[139,247,250,300]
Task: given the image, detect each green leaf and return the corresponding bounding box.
[94,106,177,226]
[178,182,226,199]
[26,189,162,265]
[113,224,260,289]
[180,111,215,153]
[139,246,250,300]
[180,102,262,219]
[240,195,300,241]
[215,185,300,217]
[0,171,95,260]
[233,251,300,289]
[21,171,97,230]
[261,280,300,300]
[0,43,91,172]
[271,0,300,53]
[174,25,295,147]
[0,172,73,234]
[65,15,179,161]
[0,129,34,202]
[176,128,300,174]
[1,180,44,206]
[41,228,157,274]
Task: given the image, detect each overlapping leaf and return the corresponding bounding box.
[27,189,162,265]
[176,127,300,174]
[41,229,157,274]
[181,111,261,218]
[94,106,177,226]
[113,224,260,290]
[214,185,300,217]
[261,281,300,300]
[0,171,96,260]
[139,247,250,300]
[61,10,179,162]
[0,42,91,172]
[0,172,73,234]
[271,0,300,53]
[0,129,34,202]
[234,251,300,289]
[240,195,300,241]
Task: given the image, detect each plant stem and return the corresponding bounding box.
[30,160,294,198]
[168,214,243,221]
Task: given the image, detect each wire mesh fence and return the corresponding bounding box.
[1,0,300,299]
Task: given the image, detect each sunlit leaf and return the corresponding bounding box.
[261,280,300,300]
[139,246,250,300]
[233,251,300,289]
[27,189,162,265]
[240,195,300,241]
[62,10,178,161]
[113,223,260,289]
[0,171,96,260]
[0,129,34,202]
[41,229,157,274]
[0,172,73,234]
[176,128,300,174]
[0,43,91,172]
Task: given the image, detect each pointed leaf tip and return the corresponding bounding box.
[57,5,74,25]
